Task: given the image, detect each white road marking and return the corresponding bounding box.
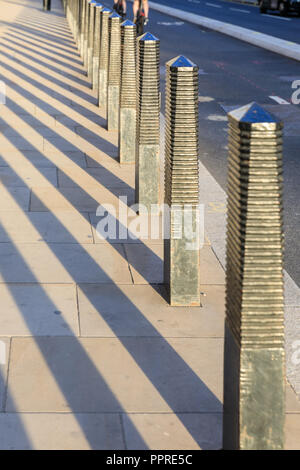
[262,13,291,20]
[198,96,215,102]
[188,0,200,3]
[157,21,184,25]
[269,95,291,105]
[205,2,222,8]
[230,7,250,13]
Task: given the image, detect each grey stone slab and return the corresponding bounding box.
[123,413,222,450]
[0,284,78,336]
[285,414,300,450]
[6,337,223,412]
[0,337,10,412]
[75,132,119,157]
[89,213,164,245]
[85,152,119,167]
[0,187,30,211]
[0,150,56,168]
[0,211,93,243]
[200,246,225,285]
[43,150,87,168]
[30,187,135,212]
[0,167,57,187]
[44,136,81,153]
[0,243,132,284]
[286,383,300,413]
[125,244,225,286]
[58,167,134,189]
[124,243,163,284]
[0,413,125,450]
[285,306,300,396]
[78,284,224,338]
[0,135,44,151]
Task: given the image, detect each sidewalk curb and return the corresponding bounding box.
[148,1,300,62]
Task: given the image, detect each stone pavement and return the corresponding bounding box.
[0,0,298,450]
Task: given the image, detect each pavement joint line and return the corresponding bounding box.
[146,1,300,61]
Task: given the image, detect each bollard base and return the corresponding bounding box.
[98,69,108,114]
[223,322,285,450]
[119,108,136,164]
[136,144,160,213]
[107,85,120,132]
[92,57,100,91]
[164,206,200,307]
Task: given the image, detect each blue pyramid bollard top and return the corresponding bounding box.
[122,19,135,27]
[229,102,280,124]
[95,3,104,7]
[102,7,111,12]
[90,0,98,3]
[110,11,121,18]
[169,55,196,68]
[139,32,159,42]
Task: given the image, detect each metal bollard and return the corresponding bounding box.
[136,33,160,212]
[98,8,111,113]
[107,13,122,131]
[119,20,137,164]
[83,0,91,68]
[223,102,285,450]
[92,4,104,91]
[87,0,97,81]
[79,0,86,56]
[164,56,200,307]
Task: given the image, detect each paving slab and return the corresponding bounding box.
[0,187,30,211]
[0,150,55,168]
[285,414,300,450]
[0,413,125,450]
[78,284,224,338]
[58,167,134,189]
[0,283,78,336]
[0,210,93,243]
[0,166,57,187]
[6,337,223,413]
[0,135,44,151]
[30,186,135,212]
[124,244,225,286]
[90,212,164,245]
[0,243,132,283]
[122,413,222,450]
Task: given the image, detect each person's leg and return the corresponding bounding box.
[133,0,139,20]
[123,0,127,14]
[143,0,149,18]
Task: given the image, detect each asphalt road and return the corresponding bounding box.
[103,1,300,288]
[150,0,300,43]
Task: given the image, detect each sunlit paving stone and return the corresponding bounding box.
[6,337,223,413]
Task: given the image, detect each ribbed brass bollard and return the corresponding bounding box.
[92,4,104,91]
[119,20,137,164]
[98,8,111,112]
[83,0,91,68]
[164,56,200,307]
[107,13,121,131]
[79,0,86,56]
[136,33,160,212]
[223,102,285,450]
[87,0,97,80]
